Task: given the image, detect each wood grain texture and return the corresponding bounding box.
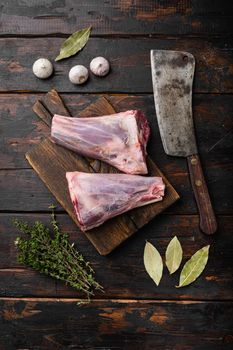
[1,213,233,300]
[2,166,232,214]
[1,37,233,93]
[1,93,232,170]
[187,154,217,234]
[0,0,233,36]
[0,2,232,348]
[0,94,232,215]
[26,90,179,255]
[0,298,233,350]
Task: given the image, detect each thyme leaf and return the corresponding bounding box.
[14,209,103,299]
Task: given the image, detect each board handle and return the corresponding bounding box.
[187,154,217,235]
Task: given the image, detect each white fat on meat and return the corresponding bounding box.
[66,171,165,231]
[51,110,150,174]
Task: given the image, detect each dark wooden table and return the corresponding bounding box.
[0,1,233,349]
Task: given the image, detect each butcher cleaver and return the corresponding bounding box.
[150,50,217,234]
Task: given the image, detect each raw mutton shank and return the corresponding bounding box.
[66,172,165,231]
[51,110,150,174]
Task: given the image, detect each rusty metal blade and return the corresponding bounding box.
[151,50,197,157]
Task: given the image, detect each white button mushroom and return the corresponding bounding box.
[69,65,89,85]
[32,58,53,79]
[90,57,110,77]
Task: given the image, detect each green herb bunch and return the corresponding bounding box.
[14,209,103,299]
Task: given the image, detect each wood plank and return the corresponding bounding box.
[1,93,232,170]
[0,93,232,215]
[25,91,178,255]
[0,167,231,216]
[0,213,232,301]
[0,172,230,216]
[0,0,233,36]
[0,37,233,93]
[0,298,232,350]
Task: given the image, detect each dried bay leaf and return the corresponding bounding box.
[144,241,163,286]
[176,245,210,288]
[55,27,91,61]
[165,236,183,274]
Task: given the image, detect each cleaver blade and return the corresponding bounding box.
[151,50,217,235]
[150,50,197,157]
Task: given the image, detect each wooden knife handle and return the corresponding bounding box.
[187,154,217,234]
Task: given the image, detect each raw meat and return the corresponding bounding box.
[51,110,150,174]
[66,171,165,231]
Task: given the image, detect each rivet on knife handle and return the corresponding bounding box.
[187,154,217,234]
[150,50,217,235]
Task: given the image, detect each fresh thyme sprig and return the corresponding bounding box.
[14,207,103,299]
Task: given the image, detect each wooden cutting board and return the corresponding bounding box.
[26,89,179,255]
